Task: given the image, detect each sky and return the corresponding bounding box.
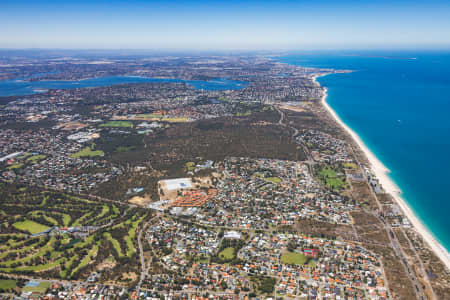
[1,0,450,50]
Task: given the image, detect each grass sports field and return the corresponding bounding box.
[280,251,308,265]
[71,146,104,158]
[0,279,17,292]
[22,281,51,294]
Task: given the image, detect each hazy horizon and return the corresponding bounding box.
[1,0,450,50]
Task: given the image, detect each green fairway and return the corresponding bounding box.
[13,220,50,234]
[70,243,99,278]
[124,215,145,257]
[0,186,140,279]
[71,146,104,158]
[100,120,134,128]
[104,232,124,257]
[62,213,71,226]
[0,279,16,291]
[22,281,51,294]
[73,211,94,226]
[280,251,308,265]
[97,205,109,219]
[125,235,135,257]
[28,211,59,226]
[218,247,235,260]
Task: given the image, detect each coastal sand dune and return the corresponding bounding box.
[313,75,450,271]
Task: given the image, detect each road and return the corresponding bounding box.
[351,148,430,300]
[274,105,299,139]
[136,214,160,292]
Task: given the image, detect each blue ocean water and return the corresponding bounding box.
[0,76,246,96]
[278,51,450,252]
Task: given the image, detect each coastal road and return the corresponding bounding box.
[352,153,429,300]
[345,142,430,300]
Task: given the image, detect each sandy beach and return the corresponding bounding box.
[313,74,450,271]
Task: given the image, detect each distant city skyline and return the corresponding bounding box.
[1,0,450,50]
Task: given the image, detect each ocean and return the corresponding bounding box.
[0,76,246,96]
[277,51,450,252]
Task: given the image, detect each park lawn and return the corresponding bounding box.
[318,166,338,178]
[218,247,235,260]
[26,154,46,163]
[22,281,51,294]
[71,146,104,158]
[318,166,346,190]
[327,178,346,189]
[116,145,136,152]
[235,111,252,116]
[195,256,209,263]
[343,162,358,169]
[308,259,316,268]
[280,251,308,265]
[100,120,134,128]
[217,97,231,102]
[136,113,164,119]
[0,279,17,291]
[265,177,281,184]
[186,162,195,171]
[13,220,50,234]
[7,163,23,170]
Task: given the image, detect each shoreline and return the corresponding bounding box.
[312,74,450,271]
